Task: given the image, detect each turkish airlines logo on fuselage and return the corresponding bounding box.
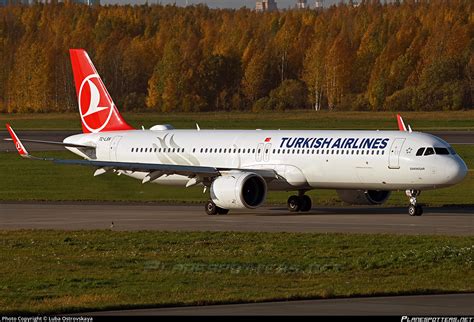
[78,74,114,133]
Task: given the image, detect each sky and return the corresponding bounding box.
[101,0,338,9]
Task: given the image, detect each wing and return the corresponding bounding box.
[4,138,94,149]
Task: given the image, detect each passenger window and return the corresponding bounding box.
[416,148,425,156]
[424,147,435,156]
[434,147,449,155]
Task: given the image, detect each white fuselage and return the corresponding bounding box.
[64,129,468,191]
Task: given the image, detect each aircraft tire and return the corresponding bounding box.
[300,195,312,212]
[287,195,301,212]
[205,200,218,215]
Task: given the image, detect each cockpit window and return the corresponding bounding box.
[434,147,449,155]
[424,147,435,156]
[448,147,456,155]
[416,148,425,156]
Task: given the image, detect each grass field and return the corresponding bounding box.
[2,110,474,131]
[0,230,472,314]
[0,145,472,206]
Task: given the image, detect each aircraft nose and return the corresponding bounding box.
[445,156,468,184]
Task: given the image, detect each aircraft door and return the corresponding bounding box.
[388,138,405,169]
[255,143,264,162]
[109,136,122,161]
[263,143,272,162]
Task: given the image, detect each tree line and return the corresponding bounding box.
[0,0,472,113]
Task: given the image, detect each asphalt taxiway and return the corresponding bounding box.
[0,203,472,235]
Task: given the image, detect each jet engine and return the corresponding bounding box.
[336,190,391,205]
[210,172,267,209]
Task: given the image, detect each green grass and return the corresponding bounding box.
[0,230,472,314]
[2,110,474,130]
[0,145,473,206]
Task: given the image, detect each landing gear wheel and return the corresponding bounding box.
[300,195,312,212]
[205,200,218,215]
[406,189,423,216]
[287,195,301,212]
[216,207,229,215]
[415,205,423,216]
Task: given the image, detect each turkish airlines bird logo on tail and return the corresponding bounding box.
[70,49,134,133]
[82,79,109,117]
[78,74,114,132]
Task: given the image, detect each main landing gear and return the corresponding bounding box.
[287,191,312,212]
[205,200,229,215]
[406,189,423,216]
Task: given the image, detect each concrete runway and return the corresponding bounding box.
[0,130,473,152]
[85,294,474,315]
[0,203,472,235]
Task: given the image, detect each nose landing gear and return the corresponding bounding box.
[406,189,423,216]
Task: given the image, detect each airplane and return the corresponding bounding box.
[5,49,468,216]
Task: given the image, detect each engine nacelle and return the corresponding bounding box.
[210,172,267,209]
[336,190,391,205]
